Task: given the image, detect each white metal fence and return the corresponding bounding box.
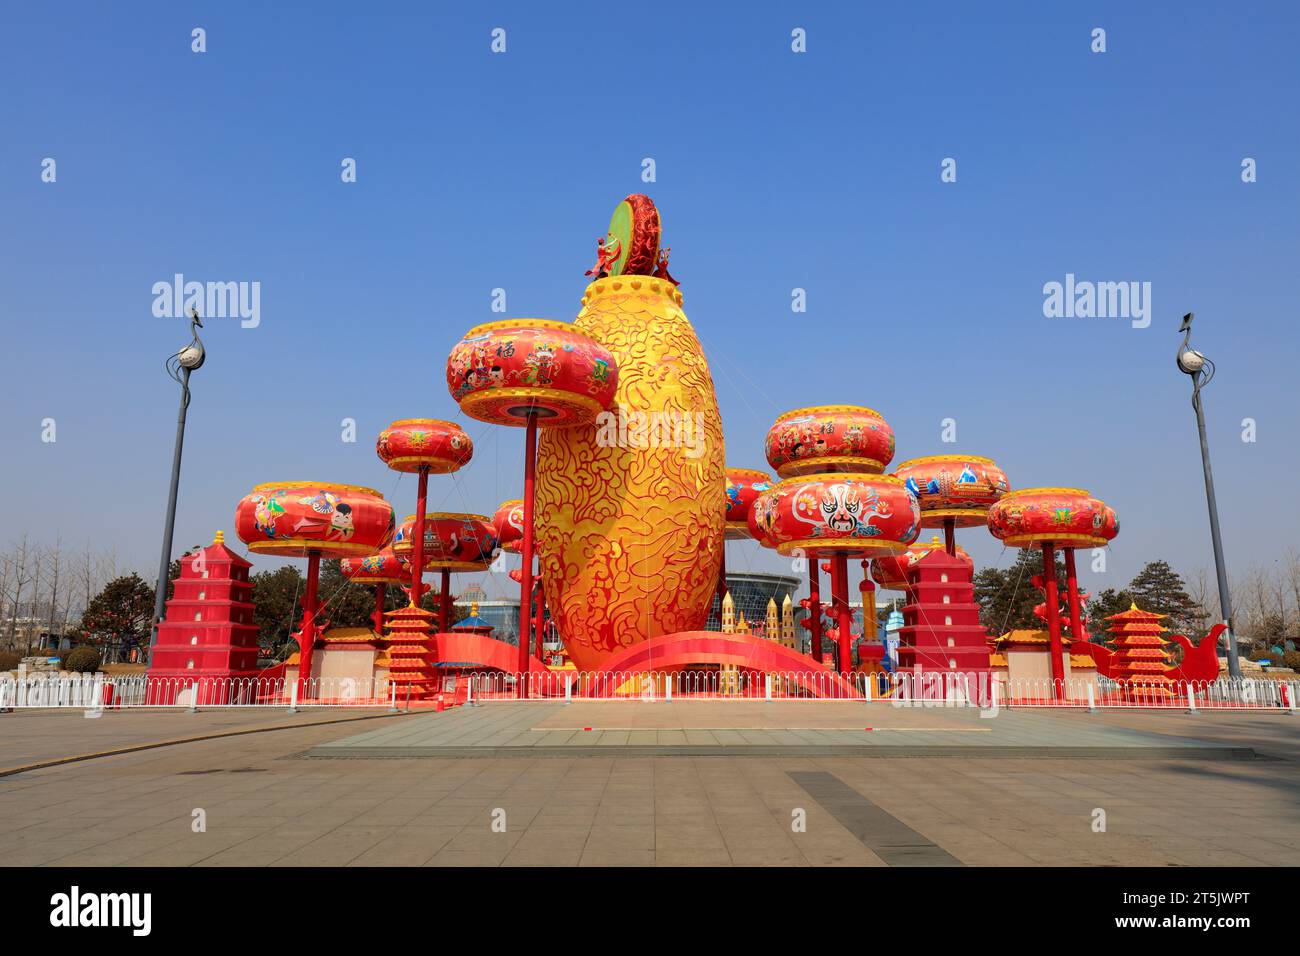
[2,669,1295,713]
[466,670,1300,712]
[0,673,397,710]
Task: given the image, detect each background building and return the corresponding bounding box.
[707,572,803,635]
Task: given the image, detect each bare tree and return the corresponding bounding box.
[44,536,63,648]
[4,536,33,651]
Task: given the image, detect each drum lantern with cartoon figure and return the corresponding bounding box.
[447,320,618,427]
[235,482,395,558]
[765,405,895,479]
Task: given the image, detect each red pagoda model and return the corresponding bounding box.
[148,531,261,704]
[1105,603,1175,697]
[896,548,991,684]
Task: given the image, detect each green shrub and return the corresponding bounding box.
[0,650,20,671]
[62,646,101,673]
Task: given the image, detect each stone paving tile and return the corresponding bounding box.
[2,708,1298,867]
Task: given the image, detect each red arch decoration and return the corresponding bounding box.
[594,631,861,698]
[432,633,548,673]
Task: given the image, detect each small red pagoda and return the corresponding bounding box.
[148,531,261,704]
[896,549,991,682]
[1105,603,1175,697]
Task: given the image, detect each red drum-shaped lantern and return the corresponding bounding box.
[393,512,498,571]
[235,482,395,558]
[987,488,1119,549]
[872,536,973,591]
[894,455,1010,528]
[447,320,618,427]
[725,468,773,540]
[376,419,472,474]
[339,548,408,585]
[754,473,920,558]
[747,487,777,548]
[765,405,895,479]
[492,499,526,554]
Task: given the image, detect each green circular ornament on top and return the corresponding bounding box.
[604,194,661,277]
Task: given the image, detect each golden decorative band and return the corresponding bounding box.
[774,404,884,422]
[249,481,385,497]
[401,512,490,523]
[776,538,912,557]
[459,389,605,419]
[772,471,905,488]
[462,318,576,337]
[247,538,384,557]
[1000,487,1091,499]
[896,454,997,468]
[1001,533,1110,548]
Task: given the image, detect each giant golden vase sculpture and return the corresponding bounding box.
[534,276,725,670]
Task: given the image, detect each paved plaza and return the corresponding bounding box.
[0,702,1297,866]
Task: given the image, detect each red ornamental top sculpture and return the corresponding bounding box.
[392,512,498,571]
[765,405,895,479]
[376,419,473,474]
[234,482,395,557]
[872,535,973,591]
[447,319,618,427]
[339,548,408,585]
[750,473,920,558]
[492,499,525,554]
[725,468,773,540]
[893,454,1010,528]
[987,488,1119,549]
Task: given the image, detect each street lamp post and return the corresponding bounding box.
[147,308,205,666]
[1176,312,1241,679]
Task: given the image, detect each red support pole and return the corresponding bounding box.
[1041,544,1065,698]
[410,466,430,609]
[518,413,538,697]
[1064,548,1086,643]
[439,568,451,633]
[372,584,386,634]
[299,551,321,695]
[832,553,852,673]
[943,517,956,557]
[808,558,823,661]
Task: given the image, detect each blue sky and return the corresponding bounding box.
[1,1,1297,607]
